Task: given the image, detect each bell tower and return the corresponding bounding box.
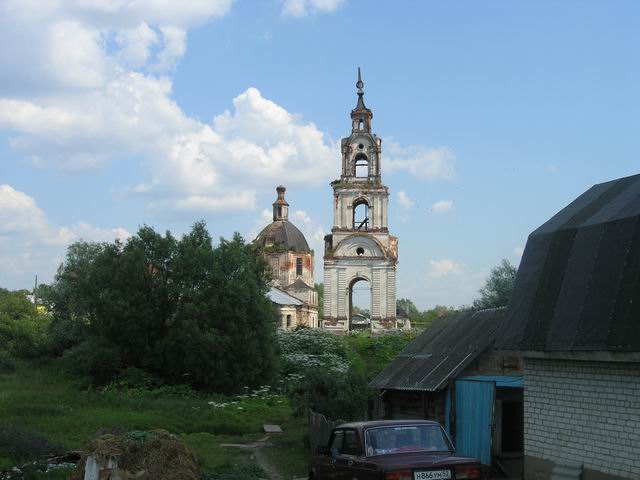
[323,69,399,332]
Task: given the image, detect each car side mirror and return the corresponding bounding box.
[315,445,327,455]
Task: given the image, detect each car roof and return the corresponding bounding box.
[336,420,441,430]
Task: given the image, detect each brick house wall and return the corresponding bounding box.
[524,358,640,480]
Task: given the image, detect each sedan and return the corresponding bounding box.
[309,420,481,480]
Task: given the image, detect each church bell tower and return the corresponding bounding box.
[322,69,399,332]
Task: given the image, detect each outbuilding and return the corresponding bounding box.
[497,173,640,480]
[370,308,523,473]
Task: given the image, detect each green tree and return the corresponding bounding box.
[0,288,50,358]
[315,283,324,319]
[473,258,517,309]
[46,222,278,392]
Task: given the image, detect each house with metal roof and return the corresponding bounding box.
[497,173,640,480]
[370,307,523,472]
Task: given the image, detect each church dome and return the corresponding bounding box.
[254,186,311,252]
[255,220,310,252]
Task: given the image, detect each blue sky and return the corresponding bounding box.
[1,0,639,309]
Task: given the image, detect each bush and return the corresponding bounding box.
[201,463,267,480]
[287,368,371,421]
[0,350,16,374]
[0,427,63,462]
[278,329,350,376]
[62,338,123,386]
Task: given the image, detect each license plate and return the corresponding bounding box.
[414,470,452,480]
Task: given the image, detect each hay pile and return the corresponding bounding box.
[71,429,199,480]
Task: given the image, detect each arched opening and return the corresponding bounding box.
[356,247,365,256]
[354,153,368,177]
[349,278,371,331]
[358,119,364,131]
[286,314,292,328]
[353,199,369,230]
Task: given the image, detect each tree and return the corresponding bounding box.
[315,283,324,319]
[473,259,517,310]
[45,222,278,392]
[0,288,50,358]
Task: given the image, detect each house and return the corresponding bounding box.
[369,308,523,470]
[497,173,640,480]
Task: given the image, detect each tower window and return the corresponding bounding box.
[353,200,369,230]
[356,247,364,256]
[354,153,368,177]
[296,257,303,276]
[358,119,364,130]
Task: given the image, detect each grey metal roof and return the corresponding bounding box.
[287,278,314,290]
[369,308,506,392]
[266,287,303,306]
[254,220,311,252]
[498,173,640,353]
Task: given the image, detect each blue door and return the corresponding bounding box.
[454,379,495,465]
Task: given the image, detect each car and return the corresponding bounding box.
[309,420,481,480]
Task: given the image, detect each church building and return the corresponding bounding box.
[254,186,319,329]
[322,69,400,332]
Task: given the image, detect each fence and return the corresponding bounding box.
[308,410,344,453]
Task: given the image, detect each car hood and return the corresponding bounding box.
[368,452,478,470]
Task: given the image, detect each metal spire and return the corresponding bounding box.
[356,67,364,96]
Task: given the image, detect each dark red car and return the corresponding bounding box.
[309,420,481,480]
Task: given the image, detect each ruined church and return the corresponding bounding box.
[322,70,400,332]
[254,186,319,329]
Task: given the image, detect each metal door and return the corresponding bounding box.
[454,379,495,465]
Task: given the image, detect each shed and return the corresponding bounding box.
[497,173,640,480]
[370,308,523,469]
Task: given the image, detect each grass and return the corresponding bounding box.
[0,361,310,479]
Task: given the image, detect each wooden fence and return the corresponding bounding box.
[308,410,344,453]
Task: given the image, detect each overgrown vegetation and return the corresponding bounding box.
[38,222,278,392]
[472,258,517,309]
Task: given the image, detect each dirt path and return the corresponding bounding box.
[223,435,306,480]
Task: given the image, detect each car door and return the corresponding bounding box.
[335,428,379,480]
[317,430,344,480]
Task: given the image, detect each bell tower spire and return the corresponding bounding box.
[351,67,373,133]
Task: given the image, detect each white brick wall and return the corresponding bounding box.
[524,358,640,479]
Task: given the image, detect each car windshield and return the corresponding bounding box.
[364,425,452,456]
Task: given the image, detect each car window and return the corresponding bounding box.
[365,425,452,456]
[328,430,344,454]
[342,429,361,456]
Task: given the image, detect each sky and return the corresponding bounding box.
[1,0,639,309]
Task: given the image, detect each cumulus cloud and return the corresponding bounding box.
[397,190,414,210]
[385,140,456,180]
[428,258,464,278]
[0,184,130,286]
[431,200,454,214]
[282,0,346,17]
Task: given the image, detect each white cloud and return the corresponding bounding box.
[385,140,456,180]
[428,258,464,278]
[0,185,130,286]
[282,0,345,17]
[397,190,414,210]
[514,246,525,258]
[431,200,454,214]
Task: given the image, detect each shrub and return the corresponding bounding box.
[0,427,62,462]
[278,329,350,376]
[0,349,16,374]
[287,368,371,421]
[62,338,123,386]
[201,463,267,480]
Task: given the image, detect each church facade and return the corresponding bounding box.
[322,70,399,333]
[254,186,319,329]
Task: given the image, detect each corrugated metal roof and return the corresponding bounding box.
[266,287,303,306]
[498,173,640,353]
[369,308,506,392]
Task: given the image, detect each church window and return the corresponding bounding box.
[354,153,368,177]
[353,200,369,230]
[358,143,364,150]
[358,119,364,130]
[286,315,292,328]
[296,257,303,276]
[356,247,364,256]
